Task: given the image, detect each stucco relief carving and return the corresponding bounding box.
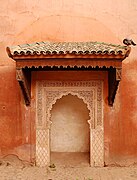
[92,126,104,167]
[44,90,94,129]
[36,82,43,127]
[36,80,104,167]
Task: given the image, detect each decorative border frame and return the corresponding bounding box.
[36,81,104,167]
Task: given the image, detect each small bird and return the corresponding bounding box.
[123,38,136,46]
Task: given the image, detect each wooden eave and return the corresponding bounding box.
[6,41,131,106]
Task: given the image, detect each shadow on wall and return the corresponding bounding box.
[121,61,137,152]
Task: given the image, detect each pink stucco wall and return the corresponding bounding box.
[0,0,137,165]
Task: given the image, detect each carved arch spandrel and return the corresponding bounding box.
[36,81,103,129]
[44,91,94,129]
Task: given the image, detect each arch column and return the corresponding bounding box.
[36,81,104,167]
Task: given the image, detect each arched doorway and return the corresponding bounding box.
[36,80,104,167]
[50,94,90,167]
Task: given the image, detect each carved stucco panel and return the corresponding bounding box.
[36,129,49,166]
[44,89,94,129]
[91,126,104,167]
[36,80,104,167]
[36,81,43,128]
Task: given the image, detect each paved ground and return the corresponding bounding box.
[0,164,137,180]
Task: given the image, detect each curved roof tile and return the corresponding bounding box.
[7,41,131,58]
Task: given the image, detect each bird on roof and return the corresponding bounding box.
[123,38,136,46]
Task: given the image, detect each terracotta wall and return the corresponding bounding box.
[0,0,137,165]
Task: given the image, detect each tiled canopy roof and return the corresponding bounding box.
[6,41,131,107]
[7,41,130,57]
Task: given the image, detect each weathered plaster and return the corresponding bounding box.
[0,0,137,166]
[51,95,90,152]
